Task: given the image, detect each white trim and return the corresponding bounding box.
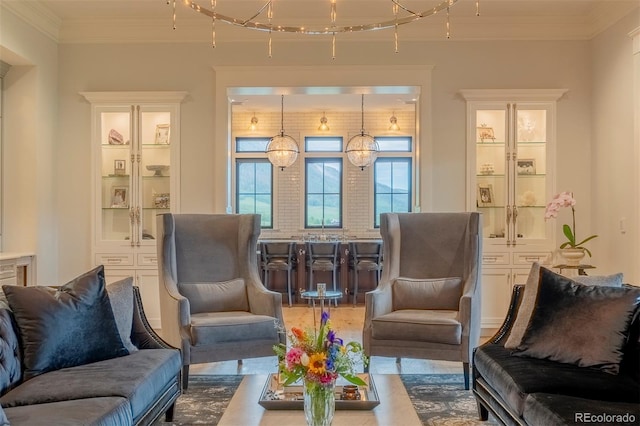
[1,1,60,42]
[631,26,640,283]
[80,91,188,104]
[459,89,568,102]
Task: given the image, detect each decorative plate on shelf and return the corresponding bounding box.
[146,165,169,176]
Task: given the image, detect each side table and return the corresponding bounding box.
[553,264,595,276]
[300,290,343,328]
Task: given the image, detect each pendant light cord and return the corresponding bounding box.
[280,94,285,136]
[360,94,365,135]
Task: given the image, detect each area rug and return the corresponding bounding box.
[400,374,498,426]
[156,374,496,425]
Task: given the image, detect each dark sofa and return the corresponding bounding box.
[0,284,181,425]
[473,283,640,426]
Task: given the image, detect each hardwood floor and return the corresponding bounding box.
[189,305,463,376]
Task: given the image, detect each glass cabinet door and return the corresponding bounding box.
[99,108,133,244]
[96,105,175,246]
[475,107,508,244]
[513,105,550,243]
[139,107,172,243]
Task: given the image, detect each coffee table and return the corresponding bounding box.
[217,374,421,426]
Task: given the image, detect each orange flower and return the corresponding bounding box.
[291,327,305,340]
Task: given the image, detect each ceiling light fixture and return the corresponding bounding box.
[318,112,330,132]
[388,112,400,131]
[346,94,379,171]
[172,0,471,58]
[266,95,299,171]
[249,114,259,131]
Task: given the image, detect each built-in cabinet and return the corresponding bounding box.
[82,91,187,328]
[460,89,567,333]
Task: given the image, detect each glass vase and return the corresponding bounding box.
[303,379,336,426]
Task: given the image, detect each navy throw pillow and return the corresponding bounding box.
[2,265,128,380]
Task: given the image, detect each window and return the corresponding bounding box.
[236,137,269,152]
[374,155,412,227]
[305,158,342,228]
[236,159,273,228]
[305,136,343,152]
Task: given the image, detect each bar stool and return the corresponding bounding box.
[348,241,383,306]
[305,241,341,303]
[260,242,296,306]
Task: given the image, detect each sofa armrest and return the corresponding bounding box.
[131,286,177,350]
[486,284,525,345]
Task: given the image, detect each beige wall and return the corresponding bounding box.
[591,10,640,283]
[0,7,58,283]
[2,7,639,283]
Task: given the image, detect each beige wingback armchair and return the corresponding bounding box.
[363,212,482,389]
[156,213,285,389]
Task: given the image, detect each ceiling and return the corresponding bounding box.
[4,0,637,112]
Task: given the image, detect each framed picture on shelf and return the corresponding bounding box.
[114,159,126,176]
[111,186,128,208]
[516,159,536,175]
[477,183,494,207]
[153,193,170,209]
[476,125,495,143]
[155,124,170,145]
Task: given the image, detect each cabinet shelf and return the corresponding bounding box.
[142,175,170,179]
[103,175,130,179]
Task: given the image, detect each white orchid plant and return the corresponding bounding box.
[544,191,598,257]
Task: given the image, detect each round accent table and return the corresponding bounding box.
[300,290,343,328]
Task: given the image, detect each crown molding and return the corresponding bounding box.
[1,0,61,42]
[459,89,569,102]
[588,2,640,38]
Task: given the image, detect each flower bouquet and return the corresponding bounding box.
[274,311,368,426]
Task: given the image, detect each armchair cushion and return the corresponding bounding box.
[189,312,278,345]
[512,267,640,374]
[178,279,249,314]
[392,277,462,311]
[372,310,461,345]
[2,266,128,380]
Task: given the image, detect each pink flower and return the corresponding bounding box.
[286,347,304,369]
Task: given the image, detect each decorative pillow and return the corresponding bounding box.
[573,273,623,287]
[106,277,138,353]
[512,267,640,374]
[504,262,541,349]
[2,265,128,380]
[0,404,8,426]
[178,278,248,314]
[392,277,462,311]
[505,264,625,349]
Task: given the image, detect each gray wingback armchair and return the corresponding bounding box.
[156,213,285,389]
[363,212,482,389]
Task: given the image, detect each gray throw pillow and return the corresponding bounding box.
[393,277,462,310]
[2,265,128,380]
[106,277,138,353]
[512,267,640,374]
[0,404,8,426]
[178,278,248,314]
[504,262,541,350]
[573,273,623,287]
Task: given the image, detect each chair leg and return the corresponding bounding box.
[286,269,292,307]
[264,269,270,289]
[477,401,489,421]
[463,362,470,390]
[182,365,189,390]
[396,357,401,364]
[352,269,359,306]
[165,402,176,422]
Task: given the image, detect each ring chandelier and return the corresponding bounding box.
[170,0,480,58]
